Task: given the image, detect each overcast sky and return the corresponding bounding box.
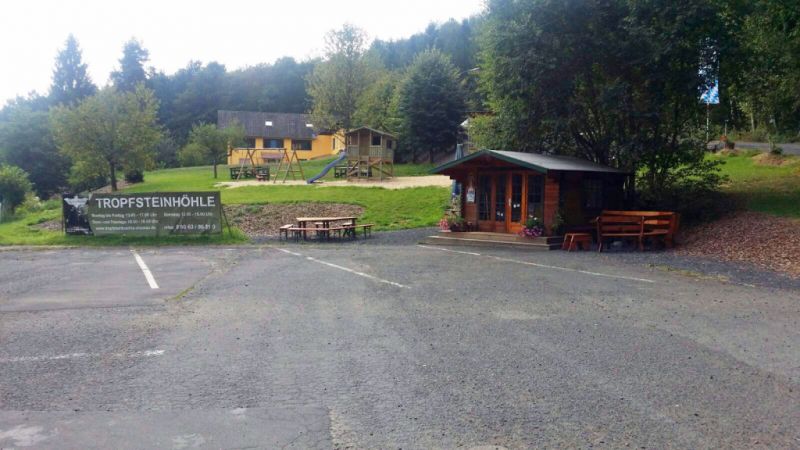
[0,0,485,105]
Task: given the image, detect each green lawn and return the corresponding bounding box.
[11,152,791,247]
[0,161,449,246]
[0,206,248,246]
[712,153,800,218]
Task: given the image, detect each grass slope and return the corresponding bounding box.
[0,161,447,246]
[713,153,800,218]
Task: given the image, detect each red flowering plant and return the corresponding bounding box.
[520,216,544,238]
[439,216,450,231]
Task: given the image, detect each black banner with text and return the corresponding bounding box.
[88,192,223,236]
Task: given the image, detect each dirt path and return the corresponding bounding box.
[216,175,452,190]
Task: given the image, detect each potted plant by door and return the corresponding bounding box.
[520,216,544,238]
[447,216,466,232]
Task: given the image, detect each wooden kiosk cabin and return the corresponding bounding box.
[433,150,631,235]
[344,127,396,180]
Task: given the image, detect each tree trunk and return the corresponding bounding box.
[213,162,218,179]
[109,163,118,192]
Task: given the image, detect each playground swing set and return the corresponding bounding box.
[227,127,396,185]
[229,147,305,183]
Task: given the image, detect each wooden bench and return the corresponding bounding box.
[330,223,373,239]
[255,167,270,181]
[279,224,293,240]
[333,166,348,178]
[596,210,679,251]
[287,227,329,241]
[286,223,373,241]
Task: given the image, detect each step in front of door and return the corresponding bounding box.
[419,235,561,250]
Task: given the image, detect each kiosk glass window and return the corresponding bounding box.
[511,174,523,222]
[527,175,544,218]
[478,175,491,220]
[495,174,506,221]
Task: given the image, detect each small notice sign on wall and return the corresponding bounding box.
[466,187,476,203]
[87,192,223,236]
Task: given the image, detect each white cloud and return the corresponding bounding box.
[0,0,485,104]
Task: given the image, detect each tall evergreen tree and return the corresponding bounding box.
[396,49,465,163]
[110,38,150,92]
[49,35,97,106]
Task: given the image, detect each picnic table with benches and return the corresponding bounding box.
[280,216,373,241]
[230,166,269,181]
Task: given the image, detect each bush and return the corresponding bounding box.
[124,169,144,183]
[637,158,728,224]
[0,165,34,216]
[178,142,209,167]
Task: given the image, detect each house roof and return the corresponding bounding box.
[217,110,319,139]
[432,149,629,174]
[346,126,397,139]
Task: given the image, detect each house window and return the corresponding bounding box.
[244,138,256,148]
[371,134,382,146]
[386,139,394,150]
[347,134,358,146]
[292,139,312,151]
[527,175,543,219]
[583,178,604,209]
[264,138,283,149]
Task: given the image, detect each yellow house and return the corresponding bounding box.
[218,110,345,165]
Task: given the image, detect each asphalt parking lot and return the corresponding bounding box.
[1,236,799,449]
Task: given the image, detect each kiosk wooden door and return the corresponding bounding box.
[506,172,525,233]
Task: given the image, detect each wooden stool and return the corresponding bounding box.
[562,232,592,251]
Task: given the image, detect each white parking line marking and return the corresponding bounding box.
[417,245,481,256]
[418,245,655,284]
[0,349,165,364]
[132,251,159,289]
[276,248,408,288]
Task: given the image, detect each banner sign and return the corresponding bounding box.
[88,192,223,236]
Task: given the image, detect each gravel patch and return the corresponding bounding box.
[675,211,800,277]
[225,203,365,238]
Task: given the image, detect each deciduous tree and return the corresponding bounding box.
[478,0,725,201]
[178,123,244,178]
[0,101,69,197]
[51,86,162,191]
[308,24,370,130]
